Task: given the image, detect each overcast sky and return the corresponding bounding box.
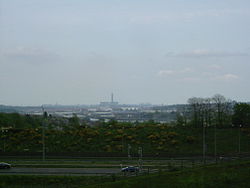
[0,0,250,106]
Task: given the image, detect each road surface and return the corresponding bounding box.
[0,167,120,175]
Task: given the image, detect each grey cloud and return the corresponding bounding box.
[157,68,193,77]
[178,77,201,82]
[208,64,222,70]
[127,8,250,25]
[165,49,248,58]
[0,47,61,64]
[212,74,239,81]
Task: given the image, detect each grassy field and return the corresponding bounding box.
[1,125,250,156]
[0,175,115,188]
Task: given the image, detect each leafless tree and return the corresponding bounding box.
[212,94,232,128]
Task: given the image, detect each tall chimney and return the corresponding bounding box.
[111,93,114,103]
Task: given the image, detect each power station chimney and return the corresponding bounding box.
[111,93,114,103]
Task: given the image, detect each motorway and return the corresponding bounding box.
[0,167,121,176]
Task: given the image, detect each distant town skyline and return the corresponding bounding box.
[1,0,250,106]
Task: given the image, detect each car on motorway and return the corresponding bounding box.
[0,162,11,169]
[121,166,139,173]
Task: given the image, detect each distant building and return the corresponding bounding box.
[100,101,119,106]
[100,93,118,107]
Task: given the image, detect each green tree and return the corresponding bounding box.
[69,114,80,127]
[232,103,250,127]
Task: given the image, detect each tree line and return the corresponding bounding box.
[177,94,250,128]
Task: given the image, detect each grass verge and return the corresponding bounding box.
[86,160,250,188]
